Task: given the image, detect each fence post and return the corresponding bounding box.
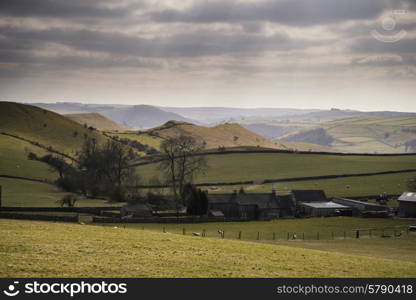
[182,228,186,235]
[287,232,290,240]
[222,231,225,239]
[203,229,206,237]
[163,227,166,233]
[257,232,260,240]
[302,233,305,241]
[273,232,276,241]
[238,231,242,240]
[356,230,360,239]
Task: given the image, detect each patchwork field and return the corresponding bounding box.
[1,219,415,278]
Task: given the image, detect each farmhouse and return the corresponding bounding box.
[398,192,416,218]
[207,189,295,220]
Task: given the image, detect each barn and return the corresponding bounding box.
[299,201,351,217]
[398,192,416,218]
[333,198,389,217]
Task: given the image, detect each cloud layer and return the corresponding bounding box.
[0,0,415,110]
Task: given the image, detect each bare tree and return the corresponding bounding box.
[159,135,207,208]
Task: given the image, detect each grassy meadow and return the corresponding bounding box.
[1,219,415,278]
[135,152,416,184]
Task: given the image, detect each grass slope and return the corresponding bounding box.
[1,219,415,277]
[0,102,108,155]
[0,135,56,181]
[65,113,127,131]
[136,152,416,185]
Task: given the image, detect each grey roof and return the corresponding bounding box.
[334,198,388,208]
[398,192,416,202]
[300,201,349,209]
[292,190,327,203]
[207,193,237,204]
[236,194,278,209]
[209,210,225,217]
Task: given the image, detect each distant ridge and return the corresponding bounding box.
[65,113,127,131]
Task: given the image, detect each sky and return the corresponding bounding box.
[0,0,415,111]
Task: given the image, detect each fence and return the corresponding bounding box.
[117,224,413,241]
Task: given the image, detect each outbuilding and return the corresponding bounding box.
[299,201,351,217]
[398,192,416,218]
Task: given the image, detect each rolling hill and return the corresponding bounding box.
[99,105,197,129]
[65,113,127,131]
[138,121,333,152]
[281,117,416,153]
[0,102,108,156]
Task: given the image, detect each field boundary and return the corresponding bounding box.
[0,174,52,184]
[130,149,416,167]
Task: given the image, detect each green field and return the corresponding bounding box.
[108,217,415,241]
[0,178,122,207]
[0,135,57,181]
[1,219,415,277]
[135,152,416,185]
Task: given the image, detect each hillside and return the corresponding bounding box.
[100,105,197,129]
[2,219,415,277]
[135,121,332,152]
[281,117,416,153]
[65,113,127,131]
[0,102,108,156]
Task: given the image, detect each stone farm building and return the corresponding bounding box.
[207,189,295,220]
[398,192,416,218]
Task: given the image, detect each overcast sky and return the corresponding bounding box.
[0,0,415,111]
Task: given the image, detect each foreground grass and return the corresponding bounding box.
[1,219,415,277]
[272,236,416,264]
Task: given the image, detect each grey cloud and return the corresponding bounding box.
[150,0,391,26]
[0,0,143,18]
[0,26,324,58]
[351,37,416,55]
